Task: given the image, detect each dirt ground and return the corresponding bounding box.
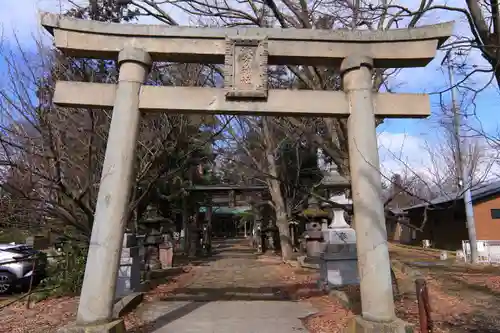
[396,261,500,332]
[391,244,500,333]
[278,244,500,333]
[0,267,200,333]
[1,242,499,333]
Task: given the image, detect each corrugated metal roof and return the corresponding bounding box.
[403,180,500,211]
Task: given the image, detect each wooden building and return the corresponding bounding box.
[395,181,500,250]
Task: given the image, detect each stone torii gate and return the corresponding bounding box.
[40,13,452,333]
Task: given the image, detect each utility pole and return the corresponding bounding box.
[351,0,360,29]
[442,50,479,264]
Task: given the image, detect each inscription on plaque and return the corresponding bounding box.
[224,37,268,99]
[238,46,254,85]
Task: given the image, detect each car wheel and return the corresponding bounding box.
[0,272,15,294]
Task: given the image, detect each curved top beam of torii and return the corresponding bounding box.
[40,12,453,68]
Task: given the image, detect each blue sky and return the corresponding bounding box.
[1,0,499,181]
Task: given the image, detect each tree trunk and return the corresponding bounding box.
[263,118,293,260]
[268,178,293,260]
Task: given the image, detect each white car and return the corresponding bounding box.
[0,244,47,294]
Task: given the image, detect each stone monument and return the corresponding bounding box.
[116,233,142,299]
[303,220,325,261]
[301,196,329,262]
[320,193,359,288]
[158,231,174,269]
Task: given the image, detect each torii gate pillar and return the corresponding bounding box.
[76,48,151,327]
[342,56,409,331]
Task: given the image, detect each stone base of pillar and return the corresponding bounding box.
[57,319,125,333]
[344,316,413,333]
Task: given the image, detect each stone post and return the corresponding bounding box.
[341,56,396,324]
[181,196,188,253]
[206,205,213,254]
[76,48,151,326]
[116,233,142,299]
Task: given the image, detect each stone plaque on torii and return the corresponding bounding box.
[40,12,452,333]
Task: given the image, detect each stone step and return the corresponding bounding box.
[161,292,287,302]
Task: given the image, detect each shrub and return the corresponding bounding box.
[40,243,87,297]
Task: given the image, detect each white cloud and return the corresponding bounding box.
[320,128,499,189]
[378,132,431,178]
[377,131,500,187]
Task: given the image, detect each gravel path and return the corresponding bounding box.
[137,238,316,333]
